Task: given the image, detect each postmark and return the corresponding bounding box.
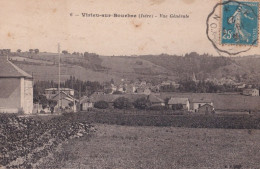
[207,0,259,55]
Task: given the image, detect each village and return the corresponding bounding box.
[1,51,260,168]
[0,53,259,116]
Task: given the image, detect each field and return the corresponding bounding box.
[160,92,260,111]
[39,124,260,169]
[2,111,260,168]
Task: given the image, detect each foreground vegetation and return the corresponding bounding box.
[0,114,95,168]
[72,110,260,129]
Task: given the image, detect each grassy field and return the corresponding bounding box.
[39,124,260,169]
[63,111,260,129]
[160,92,260,111]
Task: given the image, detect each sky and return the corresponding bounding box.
[0,0,259,56]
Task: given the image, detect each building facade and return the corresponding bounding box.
[243,89,259,96]
[0,57,33,114]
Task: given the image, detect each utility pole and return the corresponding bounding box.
[58,43,61,112]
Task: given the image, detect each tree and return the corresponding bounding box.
[62,50,68,54]
[133,97,151,110]
[94,100,109,109]
[34,49,39,54]
[113,91,123,94]
[29,49,34,53]
[113,97,132,109]
[68,102,74,108]
[48,100,57,113]
[17,49,21,53]
[38,95,48,109]
[164,97,170,107]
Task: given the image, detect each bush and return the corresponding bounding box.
[94,100,109,109]
[113,97,132,109]
[133,97,151,110]
[113,91,123,94]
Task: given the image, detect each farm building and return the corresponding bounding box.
[198,104,214,114]
[136,87,151,95]
[44,88,75,99]
[51,91,77,112]
[125,84,136,94]
[168,98,190,111]
[148,94,165,106]
[191,98,213,113]
[0,57,33,114]
[79,96,93,111]
[242,89,259,96]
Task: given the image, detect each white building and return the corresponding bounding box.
[191,98,213,113]
[0,57,33,114]
[243,89,259,96]
[168,97,190,111]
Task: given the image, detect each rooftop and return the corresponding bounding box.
[0,57,32,78]
[168,98,189,105]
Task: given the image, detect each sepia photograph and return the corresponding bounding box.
[0,0,260,168]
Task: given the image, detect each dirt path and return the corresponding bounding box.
[40,124,260,169]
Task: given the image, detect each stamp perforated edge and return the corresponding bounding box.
[219,0,260,47]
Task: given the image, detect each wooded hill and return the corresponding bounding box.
[5,51,260,84]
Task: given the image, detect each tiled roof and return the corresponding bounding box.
[89,93,147,103]
[148,94,164,103]
[45,88,74,91]
[192,98,212,103]
[51,91,77,102]
[0,57,32,78]
[168,97,189,105]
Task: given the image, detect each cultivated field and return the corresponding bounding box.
[160,92,260,111]
[39,124,260,169]
[2,112,260,168]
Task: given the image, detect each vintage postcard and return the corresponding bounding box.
[0,0,260,168]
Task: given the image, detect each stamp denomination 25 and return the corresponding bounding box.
[207,0,259,55]
[221,0,259,46]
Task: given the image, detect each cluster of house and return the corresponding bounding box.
[201,76,260,96]
[0,56,258,115]
[106,79,180,95]
[40,87,77,113]
[79,92,215,114]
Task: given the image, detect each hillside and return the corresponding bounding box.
[7,52,260,84]
[141,53,260,84]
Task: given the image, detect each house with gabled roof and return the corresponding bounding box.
[242,88,259,96]
[191,98,213,113]
[168,97,190,111]
[148,94,165,106]
[0,57,33,114]
[79,96,93,111]
[44,88,75,99]
[51,91,78,112]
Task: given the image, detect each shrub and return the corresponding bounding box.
[133,97,151,110]
[94,100,109,109]
[113,91,123,94]
[113,97,132,109]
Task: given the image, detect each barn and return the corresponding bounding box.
[0,57,33,114]
[198,104,214,114]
